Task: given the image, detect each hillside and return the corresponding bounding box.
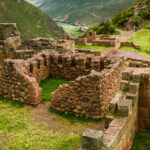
[112,0,150,29]
[0,0,64,40]
[25,0,46,7]
[39,0,135,26]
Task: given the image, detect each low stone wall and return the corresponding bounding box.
[0,59,41,105]
[75,48,102,56]
[50,57,124,119]
[64,34,87,45]
[92,40,116,47]
[121,42,140,50]
[74,38,87,45]
[57,39,75,52]
[127,58,150,68]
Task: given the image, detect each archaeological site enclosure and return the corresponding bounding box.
[0,23,150,150]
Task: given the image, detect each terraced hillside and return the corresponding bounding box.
[0,0,64,40]
[39,0,135,26]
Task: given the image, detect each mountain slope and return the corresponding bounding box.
[0,0,64,40]
[112,0,150,28]
[39,0,135,26]
[25,0,46,7]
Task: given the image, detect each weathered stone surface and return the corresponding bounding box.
[82,129,103,150]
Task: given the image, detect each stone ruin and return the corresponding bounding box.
[64,30,117,48]
[0,23,75,66]
[0,23,150,150]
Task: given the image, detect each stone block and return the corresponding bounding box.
[117,100,132,116]
[122,70,132,80]
[121,80,129,92]
[129,82,139,94]
[82,129,103,150]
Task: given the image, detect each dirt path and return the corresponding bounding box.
[26,104,106,135]
[118,50,150,61]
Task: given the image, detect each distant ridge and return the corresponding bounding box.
[0,0,64,40]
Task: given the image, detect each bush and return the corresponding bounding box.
[90,20,118,35]
[139,8,150,19]
[112,8,134,28]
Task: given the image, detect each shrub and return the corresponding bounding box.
[138,8,150,19]
[90,20,118,35]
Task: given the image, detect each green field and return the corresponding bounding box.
[57,22,82,37]
[131,131,150,150]
[76,45,108,51]
[40,78,69,102]
[128,29,150,51]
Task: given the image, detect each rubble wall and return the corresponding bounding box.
[50,58,124,119]
[49,52,108,80]
[0,59,42,105]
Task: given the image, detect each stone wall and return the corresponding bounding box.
[75,48,102,56]
[92,40,116,47]
[0,59,42,105]
[57,39,75,52]
[121,42,140,50]
[64,34,87,45]
[86,30,96,43]
[49,52,108,80]
[139,70,150,131]
[50,57,124,119]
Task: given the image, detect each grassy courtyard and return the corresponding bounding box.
[127,29,150,51]
[0,95,105,150]
[40,78,69,102]
[0,97,81,150]
[76,45,108,51]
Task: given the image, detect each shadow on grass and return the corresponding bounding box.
[50,110,105,124]
[0,96,24,108]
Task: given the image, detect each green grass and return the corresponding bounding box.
[0,96,81,150]
[127,29,150,51]
[131,131,150,150]
[40,78,69,102]
[76,45,108,51]
[57,22,82,37]
[119,46,150,58]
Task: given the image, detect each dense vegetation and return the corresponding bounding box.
[38,0,134,26]
[90,20,120,35]
[112,0,150,28]
[0,0,64,40]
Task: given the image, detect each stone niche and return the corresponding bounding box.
[0,51,125,119]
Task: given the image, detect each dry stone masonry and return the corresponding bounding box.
[0,23,150,150]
